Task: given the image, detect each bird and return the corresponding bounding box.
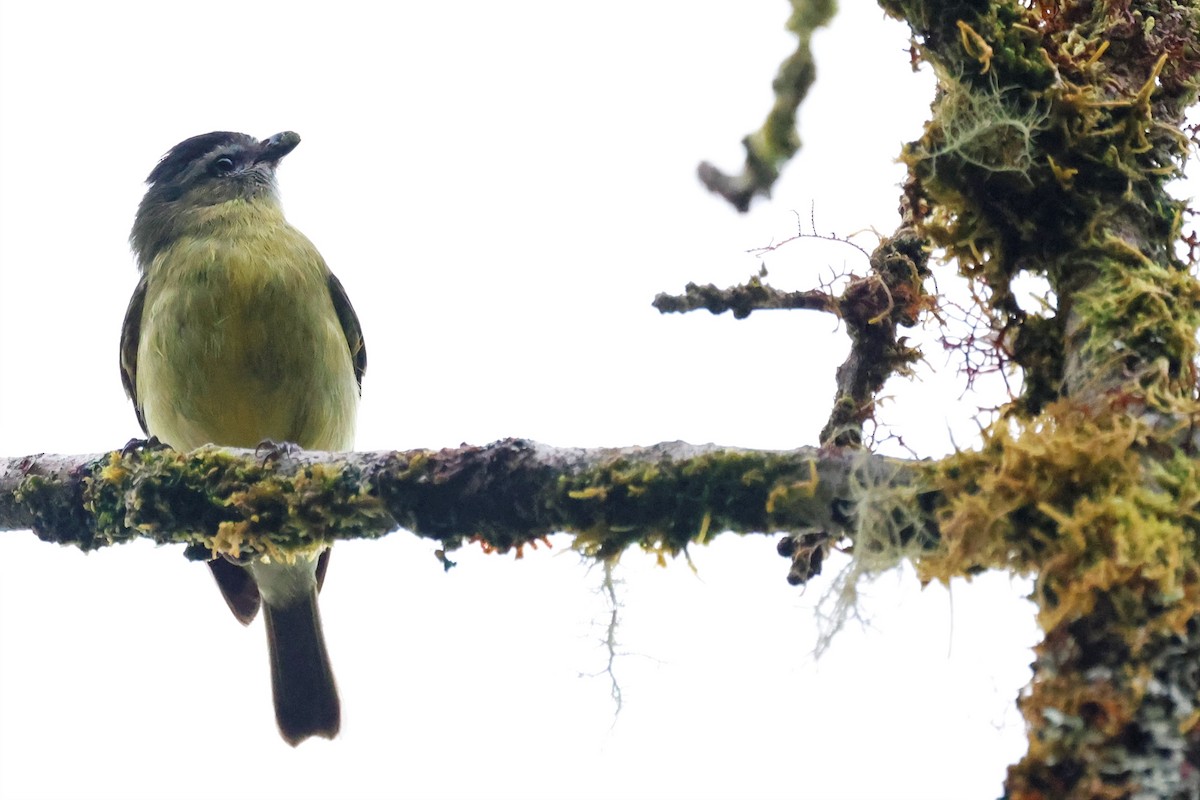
[119,130,366,745]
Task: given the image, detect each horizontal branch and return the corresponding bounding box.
[0,439,934,580]
[652,276,838,319]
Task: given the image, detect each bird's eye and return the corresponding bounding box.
[212,156,236,174]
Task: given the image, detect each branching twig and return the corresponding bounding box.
[654,225,934,448]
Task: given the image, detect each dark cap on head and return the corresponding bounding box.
[147,132,257,185]
[145,131,302,185]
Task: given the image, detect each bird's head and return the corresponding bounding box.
[131,131,302,267]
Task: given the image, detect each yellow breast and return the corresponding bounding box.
[137,201,358,452]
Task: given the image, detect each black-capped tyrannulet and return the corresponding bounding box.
[120,131,365,745]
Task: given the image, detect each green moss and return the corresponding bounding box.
[900,41,1195,411]
[1072,239,1200,395]
[18,472,96,550]
[734,0,838,200]
[560,450,808,562]
[924,405,1200,636]
[82,447,389,561]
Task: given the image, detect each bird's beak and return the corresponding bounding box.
[256,131,301,165]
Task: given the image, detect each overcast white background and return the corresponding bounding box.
[0,2,1046,798]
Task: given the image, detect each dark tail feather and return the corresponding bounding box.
[209,559,261,624]
[261,589,340,746]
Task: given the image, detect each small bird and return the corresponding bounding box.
[120,131,366,745]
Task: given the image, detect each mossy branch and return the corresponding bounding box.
[652,277,837,319]
[0,439,933,582]
[697,0,836,212]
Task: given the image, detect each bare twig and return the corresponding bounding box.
[652,275,838,319]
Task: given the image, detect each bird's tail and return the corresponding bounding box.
[261,588,341,746]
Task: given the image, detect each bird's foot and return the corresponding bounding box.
[120,435,170,458]
[255,439,303,465]
[220,551,255,567]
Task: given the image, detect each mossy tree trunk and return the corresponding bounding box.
[878,0,1200,794]
[698,0,1200,794]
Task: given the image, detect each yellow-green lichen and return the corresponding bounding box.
[561,450,808,563]
[1070,238,1200,401]
[83,446,389,561]
[813,451,940,654]
[923,404,1200,636]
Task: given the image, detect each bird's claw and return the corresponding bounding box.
[120,435,170,458]
[255,439,302,464]
[220,551,255,567]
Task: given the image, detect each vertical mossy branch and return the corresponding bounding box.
[817,226,931,446]
[890,0,1200,415]
[879,0,1200,794]
[697,0,837,212]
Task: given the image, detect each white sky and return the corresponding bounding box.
[0,2,1046,798]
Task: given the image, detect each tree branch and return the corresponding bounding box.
[652,275,837,319]
[0,439,934,584]
[697,0,836,212]
[655,226,933,448]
